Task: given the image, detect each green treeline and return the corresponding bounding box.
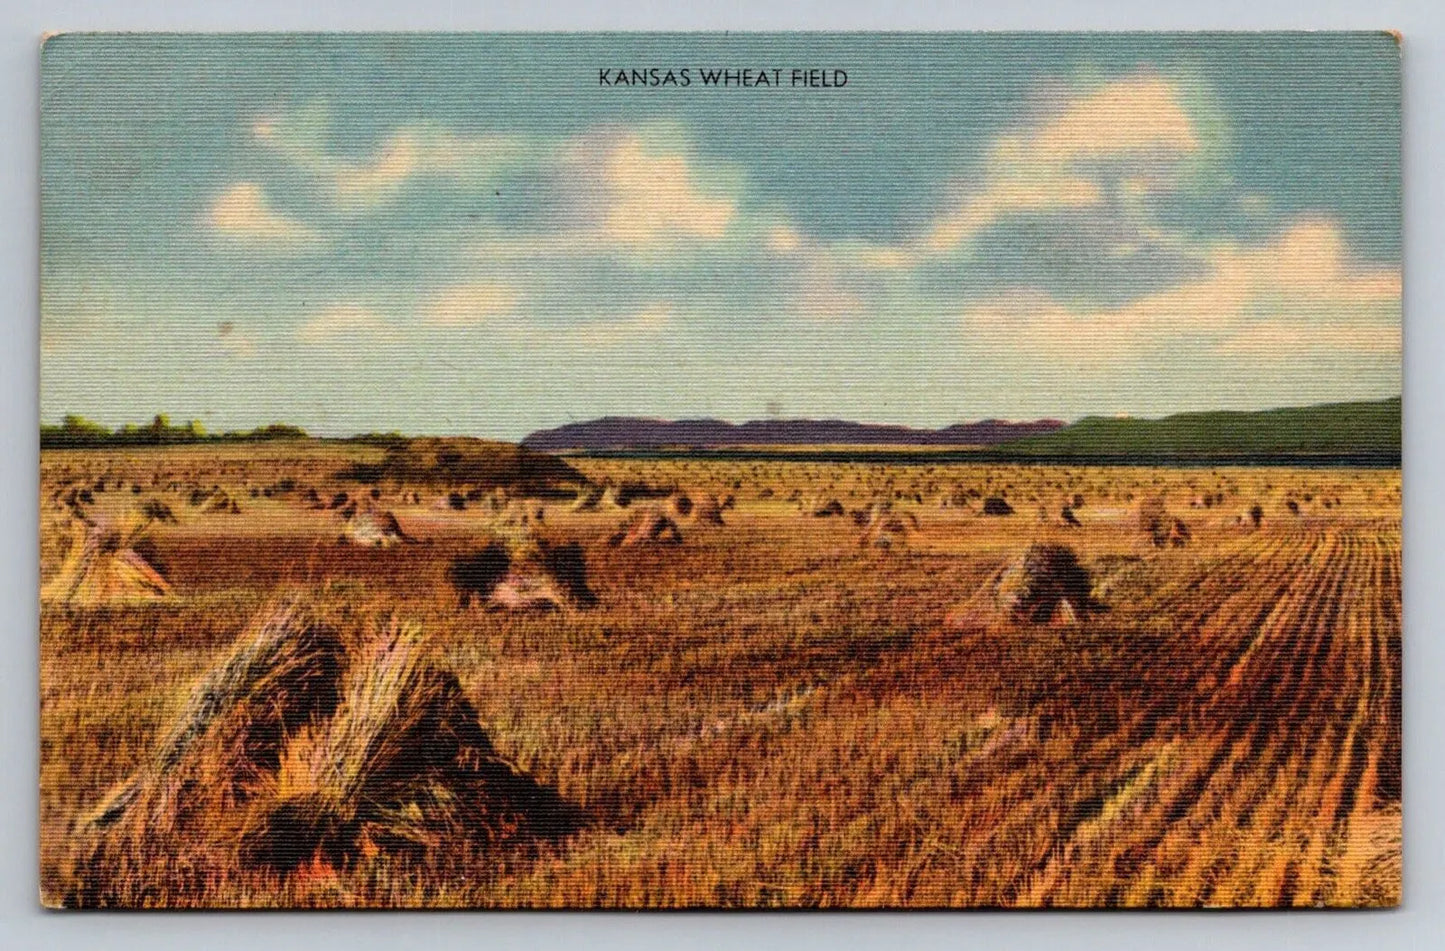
[40,414,309,449]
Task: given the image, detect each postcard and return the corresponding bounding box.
[39,32,1401,908]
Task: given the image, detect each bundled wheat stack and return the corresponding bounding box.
[431,492,467,512]
[607,508,683,548]
[857,506,919,550]
[491,499,540,529]
[852,499,891,526]
[41,517,173,607]
[75,605,586,886]
[571,484,606,512]
[946,543,1098,629]
[982,496,1014,517]
[338,508,414,548]
[1136,496,1191,548]
[83,604,346,837]
[139,499,177,524]
[692,494,726,526]
[449,532,598,611]
[204,490,241,515]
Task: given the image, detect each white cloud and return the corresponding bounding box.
[296,293,669,350]
[1028,74,1200,162]
[586,135,737,245]
[766,224,803,255]
[959,218,1400,366]
[331,132,421,206]
[750,71,1214,326]
[923,165,1102,253]
[422,282,522,327]
[253,108,528,210]
[1211,218,1401,305]
[330,128,526,209]
[254,109,736,237]
[206,182,320,244]
[924,73,1202,253]
[296,305,396,344]
[443,130,740,254]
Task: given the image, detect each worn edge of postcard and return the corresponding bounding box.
[37,30,1402,909]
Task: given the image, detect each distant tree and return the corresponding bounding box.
[43,412,309,448]
[60,414,108,436]
[239,423,307,440]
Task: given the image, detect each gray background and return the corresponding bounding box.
[2,1,1440,947]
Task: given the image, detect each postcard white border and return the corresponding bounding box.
[4,2,1441,948]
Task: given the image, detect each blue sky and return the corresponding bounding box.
[40,33,1401,438]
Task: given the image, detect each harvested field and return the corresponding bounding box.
[39,443,1401,907]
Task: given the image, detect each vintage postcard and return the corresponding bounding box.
[39,32,1401,908]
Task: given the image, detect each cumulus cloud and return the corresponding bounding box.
[585,134,737,244]
[330,129,526,209]
[296,305,396,344]
[422,282,522,326]
[460,129,741,254]
[1028,74,1200,162]
[295,290,669,351]
[1211,218,1401,306]
[924,73,1205,253]
[766,224,804,255]
[747,71,1221,323]
[959,218,1400,367]
[232,94,1394,385]
[254,107,528,209]
[254,107,734,242]
[924,169,1102,254]
[206,182,320,244]
[753,71,1211,276]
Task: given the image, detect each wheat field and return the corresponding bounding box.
[38,442,1401,908]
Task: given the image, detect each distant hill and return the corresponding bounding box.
[338,437,586,491]
[520,416,1066,451]
[1005,397,1401,458]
